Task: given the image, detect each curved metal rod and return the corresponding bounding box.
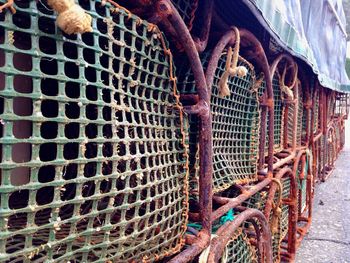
[207,208,273,263]
[150,1,213,262]
[212,177,272,222]
[298,68,312,147]
[270,54,299,154]
[205,28,275,174]
[193,0,213,52]
[264,167,298,261]
[292,150,314,249]
[270,53,298,89]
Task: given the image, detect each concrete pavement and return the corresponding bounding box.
[296,119,350,263]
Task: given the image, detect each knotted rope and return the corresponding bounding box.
[269,178,283,234]
[47,0,93,35]
[218,27,248,98]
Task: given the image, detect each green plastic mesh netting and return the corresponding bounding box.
[171,0,198,31]
[281,176,290,240]
[335,123,340,152]
[0,1,189,262]
[220,228,257,263]
[327,94,335,123]
[335,94,348,117]
[327,129,336,167]
[296,159,308,214]
[258,73,284,154]
[178,53,260,193]
[313,88,320,134]
[317,135,325,176]
[242,189,281,263]
[221,185,282,263]
[287,84,303,148]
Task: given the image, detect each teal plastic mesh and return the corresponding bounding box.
[327,130,336,167]
[221,229,257,263]
[281,176,290,239]
[258,73,284,154]
[178,53,260,193]
[0,1,189,262]
[327,94,335,123]
[287,84,303,147]
[318,135,325,175]
[313,88,320,134]
[296,161,307,214]
[222,187,280,263]
[335,94,349,117]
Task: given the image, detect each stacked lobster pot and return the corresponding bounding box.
[0,1,190,262]
[0,0,349,263]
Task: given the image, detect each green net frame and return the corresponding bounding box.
[0,1,189,262]
[326,129,336,167]
[312,88,320,134]
[327,93,335,123]
[318,135,325,175]
[221,185,280,263]
[242,189,281,263]
[287,84,303,148]
[221,228,257,263]
[335,123,340,153]
[281,176,290,240]
[258,73,284,154]
[335,93,349,117]
[296,161,307,214]
[178,54,260,193]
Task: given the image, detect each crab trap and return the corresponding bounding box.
[0,0,190,262]
[178,52,260,193]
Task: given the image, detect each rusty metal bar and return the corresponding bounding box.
[264,167,298,262]
[212,178,271,221]
[208,208,273,263]
[193,0,213,52]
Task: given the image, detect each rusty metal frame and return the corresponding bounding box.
[264,167,298,262]
[260,54,299,173]
[292,150,314,249]
[131,1,214,262]
[207,208,273,263]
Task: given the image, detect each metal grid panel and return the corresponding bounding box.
[221,229,257,263]
[178,54,260,193]
[258,73,284,154]
[0,1,189,262]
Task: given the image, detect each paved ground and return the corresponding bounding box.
[296,119,350,263]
